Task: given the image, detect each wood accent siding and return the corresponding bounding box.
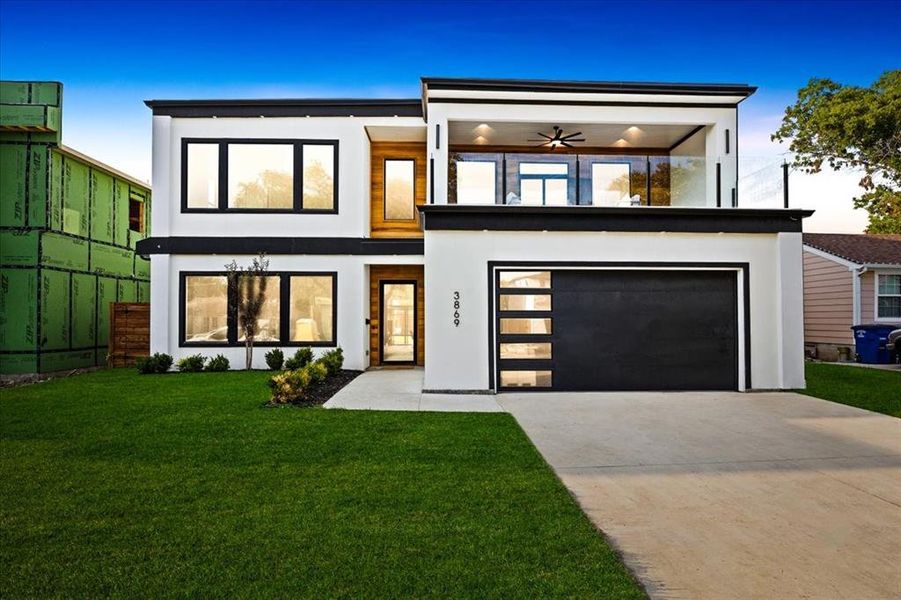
[803,251,854,344]
[370,142,426,238]
[860,271,876,324]
[369,265,425,366]
[108,303,150,367]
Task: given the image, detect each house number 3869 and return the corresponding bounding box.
[453,291,461,327]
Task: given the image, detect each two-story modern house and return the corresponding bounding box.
[139,77,811,393]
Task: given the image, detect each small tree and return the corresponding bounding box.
[226,253,270,370]
[772,70,901,233]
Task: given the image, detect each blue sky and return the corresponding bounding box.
[2,0,899,230]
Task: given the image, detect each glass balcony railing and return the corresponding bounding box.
[446,152,790,209]
[738,156,788,209]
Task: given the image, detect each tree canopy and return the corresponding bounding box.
[772,70,901,233]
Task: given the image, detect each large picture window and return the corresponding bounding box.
[180,271,337,346]
[876,273,901,320]
[182,139,338,213]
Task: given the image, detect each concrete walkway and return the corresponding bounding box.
[324,369,502,412]
[499,391,901,600]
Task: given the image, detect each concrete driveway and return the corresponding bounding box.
[499,391,901,600]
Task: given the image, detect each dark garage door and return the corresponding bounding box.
[496,269,738,391]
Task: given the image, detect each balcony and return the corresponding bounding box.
[445,121,720,208]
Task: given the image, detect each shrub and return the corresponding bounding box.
[264,348,284,371]
[268,367,313,404]
[284,347,313,370]
[136,353,173,374]
[205,354,230,372]
[177,354,206,373]
[307,361,328,384]
[318,347,344,376]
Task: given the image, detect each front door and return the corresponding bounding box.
[380,281,417,364]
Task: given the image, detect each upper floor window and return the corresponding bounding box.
[876,273,901,320]
[384,159,415,220]
[182,139,337,213]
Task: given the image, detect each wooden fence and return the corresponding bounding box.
[108,303,150,367]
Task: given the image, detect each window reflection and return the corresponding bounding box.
[185,276,228,343]
[500,370,552,387]
[290,275,334,342]
[591,163,632,206]
[499,271,551,289]
[456,161,496,204]
[186,144,219,209]
[384,159,415,220]
[303,144,335,209]
[228,144,293,209]
[238,276,280,342]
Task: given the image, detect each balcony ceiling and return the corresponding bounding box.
[448,121,702,149]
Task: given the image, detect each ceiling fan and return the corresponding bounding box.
[527,125,586,148]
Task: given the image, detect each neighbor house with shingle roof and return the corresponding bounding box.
[802,233,901,360]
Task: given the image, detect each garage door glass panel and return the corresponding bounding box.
[499,294,551,311]
[499,318,552,334]
[500,370,552,388]
[499,271,550,289]
[500,343,552,359]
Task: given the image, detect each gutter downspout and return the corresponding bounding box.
[852,266,867,326]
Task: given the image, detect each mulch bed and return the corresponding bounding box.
[267,369,363,408]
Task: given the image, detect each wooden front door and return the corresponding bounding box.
[369,265,424,366]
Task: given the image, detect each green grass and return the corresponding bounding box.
[1,369,643,599]
[801,362,901,417]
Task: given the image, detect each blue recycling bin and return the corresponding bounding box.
[851,324,897,364]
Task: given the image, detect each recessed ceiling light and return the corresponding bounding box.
[613,138,630,147]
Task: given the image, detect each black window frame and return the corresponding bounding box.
[180,138,339,214]
[179,270,338,347]
[382,157,417,221]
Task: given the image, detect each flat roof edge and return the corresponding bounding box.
[421,77,757,97]
[145,98,423,118]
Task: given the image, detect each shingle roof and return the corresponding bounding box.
[803,233,901,266]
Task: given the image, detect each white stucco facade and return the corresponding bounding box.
[422,230,806,392]
[143,76,808,392]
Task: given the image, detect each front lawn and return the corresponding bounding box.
[0,369,643,598]
[802,362,900,417]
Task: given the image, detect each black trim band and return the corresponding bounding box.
[136,237,424,256]
[420,206,813,233]
[145,99,422,118]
